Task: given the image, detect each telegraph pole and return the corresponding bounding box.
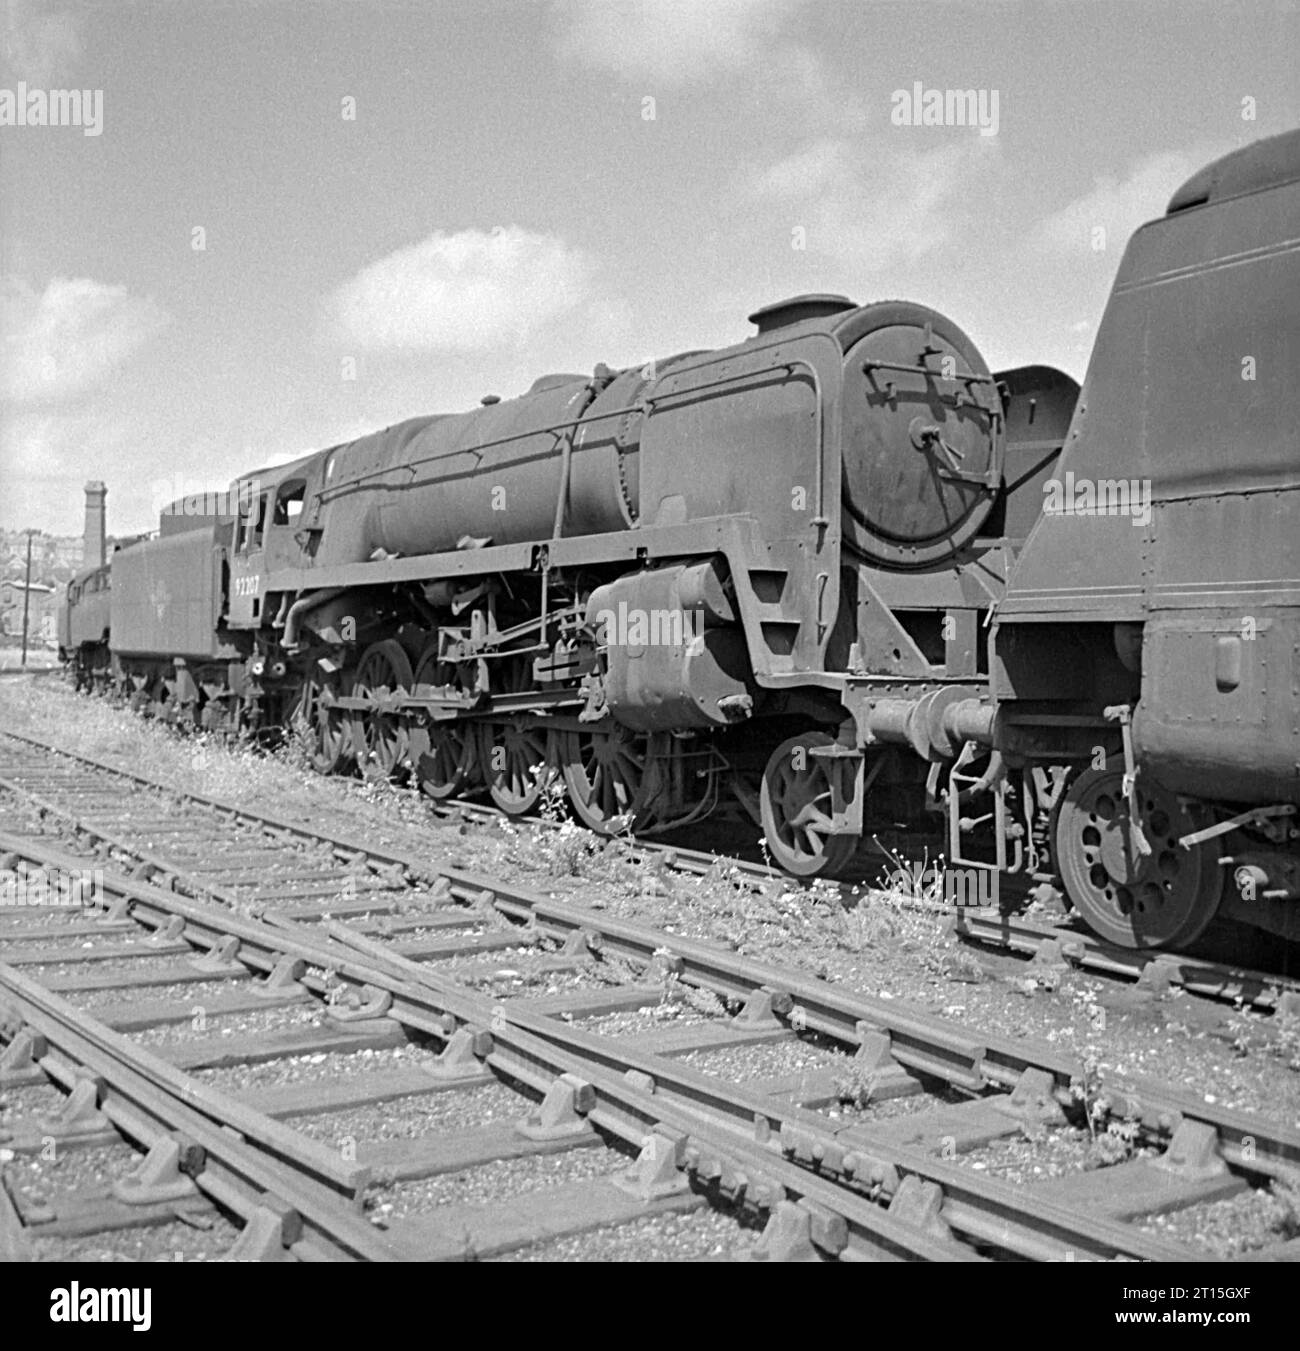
[20,529,34,668]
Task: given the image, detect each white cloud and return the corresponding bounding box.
[750,138,843,198]
[2,1,82,84]
[0,409,132,532]
[323,226,597,354]
[1034,145,1228,254]
[554,0,806,85]
[745,137,998,274]
[0,276,170,406]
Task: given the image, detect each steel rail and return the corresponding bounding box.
[0,833,1245,1262]
[0,841,966,1261]
[0,725,786,887]
[304,917,1196,1262]
[0,964,394,1261]
[3,730,1299,1187]
[10,727,1284,1006]
[3,1040,350,1262]
[955,911,1300,1013]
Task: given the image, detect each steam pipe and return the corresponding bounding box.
[281,587,350,652]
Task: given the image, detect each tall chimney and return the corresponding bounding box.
[83,481,107,569]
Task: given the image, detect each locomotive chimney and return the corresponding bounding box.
[83,481,107,569]
[747,293,856,334]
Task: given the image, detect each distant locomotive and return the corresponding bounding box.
[57,563,111,689]
[59,130,1299,953]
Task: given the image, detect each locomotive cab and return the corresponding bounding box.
[227,454,319,629]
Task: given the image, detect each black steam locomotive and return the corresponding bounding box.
[60,131,1300,952]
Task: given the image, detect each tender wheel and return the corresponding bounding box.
[1054,759,1223,950]
[760,732,858,878]
[410,649,477,801]
[292,677,350,774]
[558,725,650,833]
[484,655,553,815]
[352,640,414,781]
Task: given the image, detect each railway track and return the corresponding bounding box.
[446,786,1300,1018]
[5,723,1296,1019]
[0,849,761,1262]
[2,729,1299,1261]
[955,912,1300,1016]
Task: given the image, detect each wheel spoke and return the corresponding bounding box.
[760,733,858,878]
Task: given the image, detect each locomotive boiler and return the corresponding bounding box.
[307,295,1005,571]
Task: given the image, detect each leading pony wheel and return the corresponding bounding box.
[292,676,351,774]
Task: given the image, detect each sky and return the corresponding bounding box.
[0,0,1296,535]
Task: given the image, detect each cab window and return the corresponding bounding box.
[273,479,306,525]
[238,494,268,552]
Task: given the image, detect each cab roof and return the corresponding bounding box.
[1167,128,1300,213]
[227,448,321,496]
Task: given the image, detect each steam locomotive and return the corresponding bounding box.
[59,130,1299,952]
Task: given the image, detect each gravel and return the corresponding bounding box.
[678,1039,845,1081]
[129,1000,330,1046]
[580,1004,711,1037]
[6,1141,138,1205]
[0,1081,68,1126]
[375,1143,630,1217]
[68,979,236,1009]
[420,941,546,971]
[1140,1183,1300,1256]
[294,1083,532,1146]
[0,911,102,935]
[956,1122,1159,1182]
[34,1212,239,1263]
[194,1043,442,1092]
[821,1084,967,1124]
[461,965,613,998]
[506,1205,756,1261]
[26,955,192,981]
